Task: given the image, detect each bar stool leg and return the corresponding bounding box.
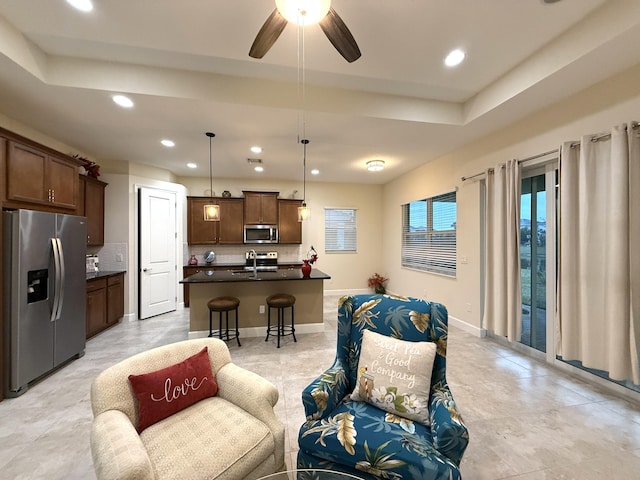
[265,306,271,342]
[277,307,282,348]
[291,305,297,343]
[208,309,214,337]
[234,307,241,347]
[218,311,223,340]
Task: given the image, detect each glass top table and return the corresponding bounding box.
[258,469,364,480]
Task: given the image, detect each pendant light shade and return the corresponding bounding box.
[298,139,310,221]
[204,132,220,222]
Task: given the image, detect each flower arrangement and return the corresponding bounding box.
[306,245,318,264]
[368,273,388,294]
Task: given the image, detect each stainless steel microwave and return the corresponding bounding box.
[244,225,278,244]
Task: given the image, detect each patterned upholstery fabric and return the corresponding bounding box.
[297,294,469,480]
[90,338,285,480]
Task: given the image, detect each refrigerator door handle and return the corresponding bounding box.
[51,238,64,322]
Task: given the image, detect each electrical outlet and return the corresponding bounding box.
[259,305,265,314]
[466,302,472,312]
[116,253,123,262]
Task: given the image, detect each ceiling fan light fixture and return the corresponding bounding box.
[275,0,331,25]
[367,160,385,172]
[66,0,93,12]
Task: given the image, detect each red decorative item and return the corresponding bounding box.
[301,259,312,277]
[188,254,198,265]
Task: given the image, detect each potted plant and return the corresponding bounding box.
[368,273,388,294]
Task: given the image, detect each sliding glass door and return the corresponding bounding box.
[519,167,557,353]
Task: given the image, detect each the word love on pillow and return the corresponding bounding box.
[351,329,436,425]
[128,346,218,432]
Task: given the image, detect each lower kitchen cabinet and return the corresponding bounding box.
[86,272,125,338]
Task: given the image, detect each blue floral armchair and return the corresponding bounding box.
[297,294,469,480]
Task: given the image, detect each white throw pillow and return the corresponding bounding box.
[350,329,436,425]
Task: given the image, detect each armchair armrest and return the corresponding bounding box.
[301,357,350,421]
[90,410,154,480]
[429,380,469,466]
[216,362,285,470]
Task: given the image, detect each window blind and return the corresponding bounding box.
[325,208,357,252]
[402,191,457,276]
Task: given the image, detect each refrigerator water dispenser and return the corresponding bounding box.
[27,269,48,303]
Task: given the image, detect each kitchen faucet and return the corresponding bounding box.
[249,249,257,278]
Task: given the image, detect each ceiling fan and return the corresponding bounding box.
[249,0,361,63]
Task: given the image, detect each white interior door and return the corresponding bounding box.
[139,187,177,319]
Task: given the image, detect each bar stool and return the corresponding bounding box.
[207,296,241,347]
[265,293,296,348]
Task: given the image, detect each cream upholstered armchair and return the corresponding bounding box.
[90,338,285,480]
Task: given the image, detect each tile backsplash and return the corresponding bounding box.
[183,244,303,266]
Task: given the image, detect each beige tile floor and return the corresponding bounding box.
[1,294,639,479]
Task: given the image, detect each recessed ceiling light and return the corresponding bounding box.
[66,0,93,12]
[250,146,263,154]
[311,169,320,175]
[444,49,465,67]
[161,139,175,147]
[367,160,385,172]
[254,166,264,173]
[186,163,197,169]
[112,95,133,108]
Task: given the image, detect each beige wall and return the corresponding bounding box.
[177,176,385,292]
[383,62,640,330]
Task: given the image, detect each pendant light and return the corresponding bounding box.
[203,131,220,221]
[296,14,311,222]
[298,139,310,221]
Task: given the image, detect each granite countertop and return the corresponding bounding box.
[180,268,330,283]
[86,270,126,280]
[184,262,303,268]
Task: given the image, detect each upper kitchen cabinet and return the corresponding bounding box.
[278,199,303,244]
[187,196,244,245]
[2,131,83,212]
[243,191,278,225]
[79,175,107,246]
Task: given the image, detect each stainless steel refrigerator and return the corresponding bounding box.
[3,209,87,397]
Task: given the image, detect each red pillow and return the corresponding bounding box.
[128,346,218,432]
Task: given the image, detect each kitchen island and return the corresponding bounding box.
[180,268,331,338]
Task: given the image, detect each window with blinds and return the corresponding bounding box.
[402,191,457,276]
[325,208,357,252]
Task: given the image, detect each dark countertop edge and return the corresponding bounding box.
[180,269,330,283]
[86,270,126,280]
[183,262,303,268]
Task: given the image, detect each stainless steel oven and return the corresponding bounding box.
[244,224,278,244]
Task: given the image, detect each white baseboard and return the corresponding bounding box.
[448,314,486,338]
[123,313,136,323]
[188,322,325,340]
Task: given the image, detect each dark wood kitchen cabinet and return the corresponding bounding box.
[86,272,125,338]
[3,139,80,211]
[78,175,107,246]
[187,196,244,245]
[278,199,303,244]
[243,191,278,225]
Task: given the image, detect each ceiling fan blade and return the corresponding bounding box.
[249,8,288,59]
[319,7,361,63]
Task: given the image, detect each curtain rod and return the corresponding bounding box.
[462,121,639,181]
[461,148,558,182]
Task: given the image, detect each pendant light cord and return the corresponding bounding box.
[206,132,215,200]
